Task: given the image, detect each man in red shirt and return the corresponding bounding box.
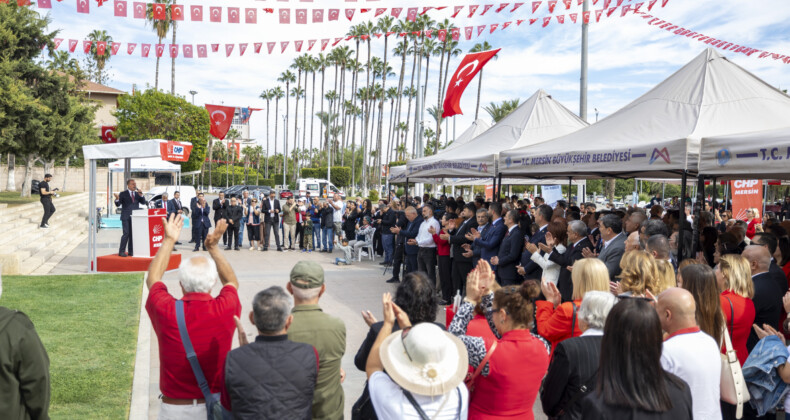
[145,214,241,418]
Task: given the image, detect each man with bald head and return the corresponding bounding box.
[743,245,784,351]
[657,288,721,420]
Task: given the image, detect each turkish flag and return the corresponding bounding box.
[197,44,207,57]
[206,105,235,140]
[141,43,151,57]
[569,13,577,23]
[332,38,342,46]
[547,0,557,13]
[375,8,385,16]
[169,4,183,20]
[530,18,537,24]
[53,38,63,49]
[210,7,221,22]
[254,42,262,53]
[38,0,51,9]
[100,126,117,143]
[225,44,234,57]
[583,11,590,23]
[96,41,107,55]
[245,8,256,23]
[451,28,460,41]
[191,5,202,21]
[280,41,289,53]
[503,21,511,29]
[267,42,276,54]
[152,3,166,20]
[606,7,616,16]
[294,40,303,52]
[490,24,498,33]
[228,7,239,23]
[633,2,644,12]
[517,19,525,25]
[211,44,219,52]
[312,9,323,22]
[345,8,355,21]
[320,39,329,51]
[452,6,463,17]
[183,44,193,58]
[155,44,165,58]
[467,5,478,17]
[647,0,657,11]
[127,43,136,54]
[406,7,417,21]
[308,39,316,50]
[83,40,92,54]
[296,8,307,23]
[114,0,126,16]
[512,2,524,11]
[496,3,509,13]
[595,9,603,21]
[239,43,248,56]
[464,27,473,40]
[480,4,493,15]
[328,8,339,20]
[603,0,610,7]
[556,15,565,23]
[532,1,542,12]
[563,0,571,8]
[421,7,433,15]
[442,49,501,118]
[279,8,290,23]
[76,0,88,13]
[169,44,178,58]
[68,39,78,52]
[477,25,486,36]
[542,16,551,26]
[390,7,402,17]
[133,2,145,18]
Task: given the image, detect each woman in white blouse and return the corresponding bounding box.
[526,219,568,286]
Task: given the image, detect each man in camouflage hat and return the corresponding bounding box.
[286,261,346,420]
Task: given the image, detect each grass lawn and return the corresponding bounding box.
[0,191,79,207]
[1,273,143,419]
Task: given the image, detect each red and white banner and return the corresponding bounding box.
[442,48,501,118]
[205,104,235,140]
[147,208,167,257]
[100,126,117,143]
[731,180,763,220]
[159,141,193,162]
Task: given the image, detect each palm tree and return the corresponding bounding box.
[484,99,520,123]
[86,29,113,84]
[170,0,178,94]
[270,86,285,172]
[290,57,305,163]
[145,0,173,90]
[316,53,328,160]
[308,55,319,164]
[470,41,496,120]
[259,89,273,178]
[290,86,305,173]
[391,19,411,165]
[376,15,395,190]
[359,20,376,194]
[277,70,295,172]
[384,86,399,166]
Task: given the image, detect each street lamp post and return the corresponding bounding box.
[282,115,287,188]
[189,90,198,104]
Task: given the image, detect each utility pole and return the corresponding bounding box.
[189,90,197,105]
[580,0,589,122]
[414,41,424,198]
[283,115,287,188]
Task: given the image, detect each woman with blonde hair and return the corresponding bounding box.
[653,259,676,293]
[616,250,658,297]
[715,254,755,366]
[745,207,761,239]
[536,258,611,350]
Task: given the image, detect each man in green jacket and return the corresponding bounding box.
[0,280,51,420]
[287,261,346,420]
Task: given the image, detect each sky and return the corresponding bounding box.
[37,0,790,158]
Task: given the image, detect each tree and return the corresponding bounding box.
[84,29,113,84]
[145,0,173,91]
[270,86,285,170]
[114,89,210,173]
[277,70,295,175]
[470,41,496,120]
[484,99,520,123]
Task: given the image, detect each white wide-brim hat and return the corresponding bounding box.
[380,323,469,396]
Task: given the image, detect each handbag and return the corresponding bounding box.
[464,341,498,394]
[720,296,750,419]
[175,300,233,420]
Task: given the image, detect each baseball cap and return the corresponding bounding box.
[289,261,324,289]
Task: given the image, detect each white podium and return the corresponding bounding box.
[131,208,168,258]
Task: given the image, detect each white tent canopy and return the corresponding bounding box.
[109,157,181,173]
[388,164,584,186]
[499,49,790,179]
[699,127,790,178]
[406,89,588,178]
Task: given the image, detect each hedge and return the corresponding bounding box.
[207,164,274,187]
[299,166,351,187]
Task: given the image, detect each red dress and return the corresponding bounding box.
[745,218,761,239]
[469,330,550,419]
[719,290,756,366]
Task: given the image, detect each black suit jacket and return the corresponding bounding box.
[114,190,147,220]
[190,197,199,220]
[261,198,281,223]
[449,218,477,263]
[521,225,548,280]
[748,272,784,352]
[497,226,525,284]
[225,205,244,226]
[541,335,603,420]
[168,198,183,217]
[769,262,789,296]
[212,198,228,222]
[549,237,594,302]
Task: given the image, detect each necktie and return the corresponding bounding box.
[131,190,135,203]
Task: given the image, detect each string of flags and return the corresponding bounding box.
[45,1,671,58]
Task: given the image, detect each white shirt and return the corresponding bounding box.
[267,198,276,214]
[661,329,722,420]
[581,328,603,337]
[368,371,468,420]
[332,200,345,222]
[603,233,621,250]
[416,217,442,248]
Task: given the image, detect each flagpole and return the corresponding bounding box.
[580,0,589,122]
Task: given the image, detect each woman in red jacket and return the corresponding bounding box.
[431,212,453,305]
[714,254,755,366]
[745,208,761,240]
[536,258,610,351]
[449,261,550,419]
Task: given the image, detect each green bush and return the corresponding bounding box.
[368,190,379,202]
[298,166,351,188]
[388,160,407,167]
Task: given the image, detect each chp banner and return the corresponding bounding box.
[147,208,167,257]
[159,141,193,162]
[442,48,501,118]
[205,104,235,139]
[730,179,763,220]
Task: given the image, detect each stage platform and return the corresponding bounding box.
[96,253,181,272]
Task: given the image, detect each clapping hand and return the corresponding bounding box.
[407,239,417,245]
[428,226,436,235]
[753,323,786,346]
[540,279,561,308]
[205,219,229,249]
[517,264,525,276]
[582,247,598,258]
[490,256,499,266]
[525,242,539,254]
[546,231,555,247]
[538,243,553,254]
[448,220,457,230]
[361,310,378,327]
[783,291,790,314]
[462,250,473,258]
[233,316,250,346]
[113,192,119,200]
[162,213,183,242]
[439,233,450,241]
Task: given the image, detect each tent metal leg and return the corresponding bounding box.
[678,171,687,262]
[405,178,409,204]
[568,177,573,203]
[497,173,502,200]
[691,174,704,258]
[712,177,718,211]
[89,159,97,272]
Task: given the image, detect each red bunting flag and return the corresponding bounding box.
[464,27,473,40]
[113,0,126,16]
[171,4,183,20]
[451,27,460,41]
[562,0,571,9]
[542,16,551,26]
[263,8,273,13]
[225,44,234,57]
[169,44,178,58]
[82,40,92,53]
[76,0,88,13]
[141,43,151,57]
[452,6,463,17]
[375,8,385,16]
[633,2,644,12]
[206,105,235,140]
[294,40,303,52]
[556,15,565,23]
[503,21,511,29]
[152,3,166,20]
[595,9,603,21]
[237,43,246,56]
[267,42,276,54]
[512,2,524,11]
[425,29,433,38]
[210,7,221,22]
[420,7,432,15]
[245,8,256,24]
[211,44,219,52]
[328,9,339,20]
[332,37,342,46]
[96,41,107,55]
[569,13,577,23]
[529,18,537,24]
[606,7,616,16]
[345,8,354,20]
[582,11,590,23]
[308,39,316,50]
[38,0,51,9]
[127,43,136,54]
[313,9,323,22]
[53,38,63,49]
[620,5,630,16]
[616,0,624,6]
[438,29,447,41]
[155,44,165,57]
[190,5,202,21]
[133,1,145,18]
[442,48,501,118]
[254,43,262,53]
[647,0,657,10]
[279,8,290,23]
[532,1,541,13]
[407,7,417,21]
[477,25,486,36]
[321,39,329,51]
[517,19,525,25]
[100,126,117,143]
[603,0,611,7]
[489,23,499,33]
[496,3,509,13]
[296,9,307,23]
[280,41,289,53]
[391,7,402,17]
[67,40,76,53]
[481,4,493,15]
[468,5,479,16]
[183,44,193,58]
[547,0,557,12]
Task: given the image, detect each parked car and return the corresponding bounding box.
[279,189,293,199]
[117,185,196,216]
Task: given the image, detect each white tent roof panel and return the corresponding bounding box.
[699,127,790,178]
[109,157,181,173]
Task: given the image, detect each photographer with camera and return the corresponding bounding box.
[38,173,58,229]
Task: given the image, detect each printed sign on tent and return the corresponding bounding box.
[541,185,564,208]
[731,180,763,220]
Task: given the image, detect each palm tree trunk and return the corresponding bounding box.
[171,13,176,94]
[393,36,408,165]
[265,98,270,178]
[386,98,395,167]
[302,70,308,160]
[361,39,372,194]
[406,38,418,156]
[310,70,317,165]
[294,72,301,178]
[155,35,162,90]
[320,66,326,159]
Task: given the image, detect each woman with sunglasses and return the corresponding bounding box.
[746,208,761,240]
[449,261,550,419]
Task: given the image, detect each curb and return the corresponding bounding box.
[128,274,151,420]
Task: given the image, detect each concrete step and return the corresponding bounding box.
[0,224,87,275]
[0,194,94,223]
[29,231,88,275]
[3,223,79,260]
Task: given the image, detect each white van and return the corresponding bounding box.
[296,178,344,200]
[141,185,197,216]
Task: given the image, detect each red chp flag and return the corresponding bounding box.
[160,141,193,162]
[442,48,501,118]
[205,104,235,140]
[100,126,117,143]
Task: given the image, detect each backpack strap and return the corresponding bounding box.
[175,300,215,403]
[403,390,430,420]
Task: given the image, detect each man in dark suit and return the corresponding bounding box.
[261,190,282,251]
[548,220,594,301]
[491,210,525,286]
[466,208,490,268]
[189,190,201,243]
[519,204,552,281]
[449,203,478,294]
[113,179,148,257]
[192,193,212,252]
[224,196,244,251]
[212,192,229,246]
[584,213,626,280]
[400,207,422,275]
[468,202,506,270]
[752,232,789,295]
[385,204,409,283]
[744,245,784,352]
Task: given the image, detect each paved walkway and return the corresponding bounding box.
[50,218,546,419]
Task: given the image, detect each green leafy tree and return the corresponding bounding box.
[484,99,520,123]
[114,89,210,173]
